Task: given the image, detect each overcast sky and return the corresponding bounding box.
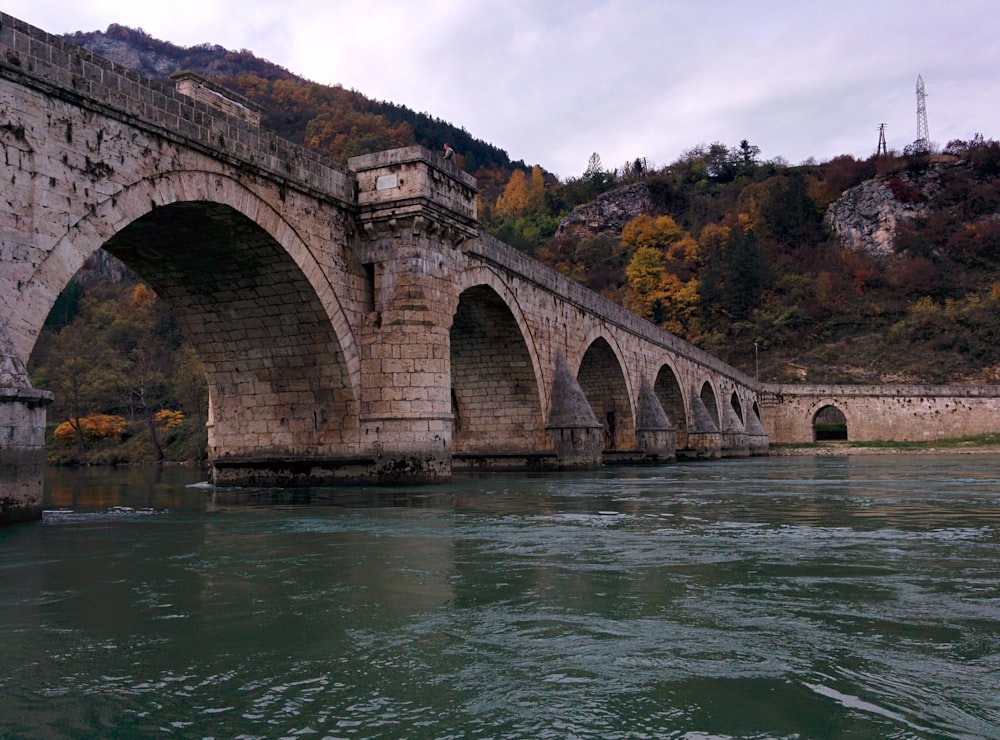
[5,1,999,178]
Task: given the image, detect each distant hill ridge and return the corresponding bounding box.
[65,25,514,173]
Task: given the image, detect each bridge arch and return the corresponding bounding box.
[576,333,634,450]
[449,279,546,454]
[699,380,721,428]
[813,403,849,441]
[653,360,688,448]
[730,391,745,425]
[18,170,362,457]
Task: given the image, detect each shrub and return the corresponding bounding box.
[53,414,128,444]
[155,409,185,429]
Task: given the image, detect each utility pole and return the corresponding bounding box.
[877,123,888,156]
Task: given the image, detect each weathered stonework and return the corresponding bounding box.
[0,10,767,519]
[760,384,1000,444]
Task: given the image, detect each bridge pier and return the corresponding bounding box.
[545,353,603,469]
[635,378,677,461]
[681,392,722,460]
[0,389,52,525]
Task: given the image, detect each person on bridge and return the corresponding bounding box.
[443,143,455,160]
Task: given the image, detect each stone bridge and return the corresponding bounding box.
[8,14,998,526]
[0,14,767,523]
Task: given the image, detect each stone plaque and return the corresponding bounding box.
[376,174,398,190]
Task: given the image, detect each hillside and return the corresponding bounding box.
[59,26,1000,384]
[25,25,1000,464]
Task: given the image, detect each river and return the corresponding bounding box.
[1,455,998,738]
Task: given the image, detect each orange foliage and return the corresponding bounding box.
[53,414,128,444]
[155,409,185,429]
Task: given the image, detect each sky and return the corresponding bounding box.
[5,1,999,179]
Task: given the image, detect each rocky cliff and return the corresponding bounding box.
[555,182,655,238]
[824,158,963,256]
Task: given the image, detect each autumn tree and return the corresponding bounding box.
[29,278,208,462]
[496,169,530,218]
[621,215,702,335]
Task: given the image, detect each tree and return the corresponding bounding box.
[621,215,700,280]
[495,169,531,218]
[723,227,769,319]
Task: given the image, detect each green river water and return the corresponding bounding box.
[1,454,998,738]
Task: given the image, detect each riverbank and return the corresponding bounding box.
[770,434,1000,456]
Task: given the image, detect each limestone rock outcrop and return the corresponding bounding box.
[823,160,960,256]
[555,182,654,238]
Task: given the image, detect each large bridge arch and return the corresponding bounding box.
[449,278,547,454]
[16,170,363,458]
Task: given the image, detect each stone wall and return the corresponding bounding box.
[760,384,1000,443]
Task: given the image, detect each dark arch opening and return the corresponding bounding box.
[730,391,744,425]
[29,201,357,462]
[700,381,719,428]
[654,364,686,447]
[578,338,633,450]
[450,285,542,454]
[814,405,848,441]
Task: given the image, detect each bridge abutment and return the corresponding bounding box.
[1,329,51,524]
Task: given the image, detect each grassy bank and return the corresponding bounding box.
[770,432,1000,455]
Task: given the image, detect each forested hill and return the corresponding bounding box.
[60,25,1000,388]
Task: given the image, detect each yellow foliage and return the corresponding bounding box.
[129,283,157,307]
[528,165,545,212]
[495,169,530,218]
[155,409,186,429]
[625,246,665,296]
[736,181,769,231]
[53,414,128,444]
[621,215,685,253]
[698,223,730,253]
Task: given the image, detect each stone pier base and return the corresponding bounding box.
[0,389,53,525]
[211,451,452,487]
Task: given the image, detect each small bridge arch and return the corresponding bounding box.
[653,360,688,447]
[576,333,634,451]
[813,404,849,441]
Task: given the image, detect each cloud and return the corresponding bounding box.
[4,0,999,176]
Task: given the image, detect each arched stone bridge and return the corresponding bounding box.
[0,14,768,521]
